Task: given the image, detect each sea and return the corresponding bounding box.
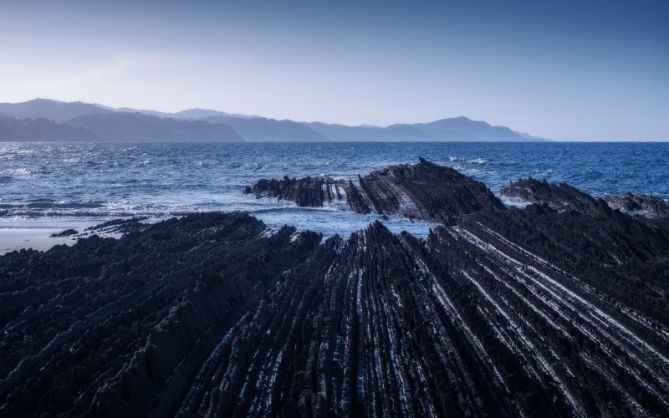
[1,142,668,251]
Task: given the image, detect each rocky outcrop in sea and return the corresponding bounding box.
[605,192,669,219]
[502,177,669,230]
[1,160,668,417]
[245,158,503,222]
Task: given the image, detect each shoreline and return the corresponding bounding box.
[0,228,76,255]
[0,219,101,255]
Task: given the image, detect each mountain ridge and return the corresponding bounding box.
[66,112,243,143]
[0,113,98,141]
[0,98,546,142]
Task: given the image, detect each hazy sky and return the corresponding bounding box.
[0,0,667,140]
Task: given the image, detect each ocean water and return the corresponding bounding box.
[1,142,668,240]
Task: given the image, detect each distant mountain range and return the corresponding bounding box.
[0,113,95,141]
[0,98,545,142]
[67,113,243,143]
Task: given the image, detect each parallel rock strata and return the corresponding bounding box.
[2,167,669,417]
[245,158,503,222]
[244,176,351,207]
[605,192,669,219]
[500,177,602,213]
[0,213,322,417]
[502,178,669,222]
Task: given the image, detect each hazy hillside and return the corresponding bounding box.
[117,107,257,120]
[406,117,537,141]
[0,114,97,141]
[0,99,544,142]
[67,112,243,142]
[305,122,427,141]
[0,99,111,123]
[307,117,540,141]
[204,115,327,142]
[174,109,256,120]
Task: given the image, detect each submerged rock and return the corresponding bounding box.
[1,167,668,417]
[50,228,78,237]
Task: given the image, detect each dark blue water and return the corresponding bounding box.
[1,142,668,236]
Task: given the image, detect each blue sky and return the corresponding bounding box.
[0,0,667,140]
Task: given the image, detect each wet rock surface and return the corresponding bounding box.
[2,165,669,417]
[50,229,78,238]
[502,178,669,231]
[244,176,351,207]
[245,157,503,222]
[85,216,150,235]
[605,192,669,219]
[500,177,602,213]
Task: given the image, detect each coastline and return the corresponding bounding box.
[1,160,668,416]
[0,228,76,255]
[0,219,102,255]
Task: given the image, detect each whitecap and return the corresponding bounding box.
[499,196,530,209]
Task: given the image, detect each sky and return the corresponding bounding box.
[0,0,667,140]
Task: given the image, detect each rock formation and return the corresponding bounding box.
[1,163,668,417]
[244,176,350,207]
[246,158,503,222]
[500,177,602,213]
[502,178,669,231]
[50,229,78,237]
[605,192,669,219]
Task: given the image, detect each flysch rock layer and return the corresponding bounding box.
[245,157,503,222]
[502,178,669,220]
[605,192,669,219]
[500,178,602,213]
[1,163,669,417]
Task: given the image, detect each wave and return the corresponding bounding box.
[1,142,668,233]
[448,156,489,165]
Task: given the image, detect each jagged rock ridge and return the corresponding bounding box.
[605,192,669,219]
[246,158,503,222]
[500,177,602,213]
[502,177,669,230]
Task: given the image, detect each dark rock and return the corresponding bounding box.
[85,216,149,235]
[355,157,503,221]
[50,229,78,237]
[501,179,669,231]
[1,168,668,417]
[461,203,669,327]
[244,175,349,207]
[245,158,503,221]
[0,212,322,417]
[500,177,601,213]
[605,192,669,219]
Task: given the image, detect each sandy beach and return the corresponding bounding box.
[0,228,78,255]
